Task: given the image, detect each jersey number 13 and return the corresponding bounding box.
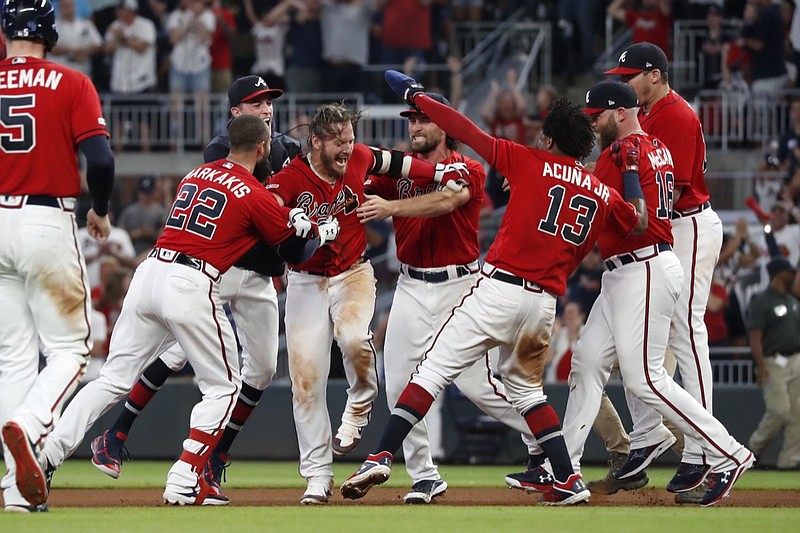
[538,185,598,246]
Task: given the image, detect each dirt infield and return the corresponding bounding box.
[47,487,800,508]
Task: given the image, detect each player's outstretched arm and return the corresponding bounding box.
[385,70,496,164]
[365,145,468,191]
[79,134,115,241]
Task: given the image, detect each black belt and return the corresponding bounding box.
[672,200,711,219]
[405,265,472,283]
[605,243,672,271]
[26,195,61,208]
[148,248,220,280]
[481,266,543,292]
[0,195,75,212]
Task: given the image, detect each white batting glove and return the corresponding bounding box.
[433,162,469,191]
[317,216,340,246]
[288,207,312,239]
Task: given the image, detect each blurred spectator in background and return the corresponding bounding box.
[545,301,585,383]
[480,68,527,143]
[762,203,800,267]
[78,210,139,290]
[607,0,672,59]
[556,0,601,70]
[747,257,800,470]
[378,0,432,77]
[718,218,763,348]
[742,0,788,95]
[117,176,168,256]
[451,0,482,22]
[705,271,730,347]
[776,98,800,182]
[722,1,755,90]
[698,4,729,89]
[566,246,604,316]
[249,2,290,90]
[320,0,377,93]
[682,0,724,20]
[50,0,103,76]
[283,0,323,93]
[533,84,557,119]
[208,0,236,94]
[104,0,158,152]
[94,266,135,355]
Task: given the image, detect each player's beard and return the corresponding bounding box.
[598,120,619,151]
[319,147,348,178]
[253,156,273,184]
[410,130,442,155]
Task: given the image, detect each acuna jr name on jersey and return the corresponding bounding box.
[183,165,252,198]
[543,162,610,203]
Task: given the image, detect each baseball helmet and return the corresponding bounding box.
[2,0,59,52]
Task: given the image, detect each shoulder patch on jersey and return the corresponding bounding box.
[265,183,279,189]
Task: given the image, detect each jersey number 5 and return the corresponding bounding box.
[539,185,598,246]
[0,95,36,153]
[165,183,227,239]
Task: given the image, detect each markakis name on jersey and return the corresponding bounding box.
[0,68,63,90]
[543,162,610,203]
[183,166,252,199]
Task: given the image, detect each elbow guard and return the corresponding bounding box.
[369,147,411,179]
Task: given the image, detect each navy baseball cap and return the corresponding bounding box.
[399,92,451,117]
[767,257,796,278]
[228,76,283,107]
[604,42,669,76]
[583,81,639,115]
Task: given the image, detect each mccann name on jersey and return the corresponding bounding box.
[647,146,674,170]
[543,161,610,203]
[183,164,252,198]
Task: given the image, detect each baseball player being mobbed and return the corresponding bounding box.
[341,71,647,506]
[10,115,339,507]
[559,81,754,508]
[0,0,115,513]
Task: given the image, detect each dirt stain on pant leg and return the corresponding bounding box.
[511,328,551,386]
[288,352,320,411]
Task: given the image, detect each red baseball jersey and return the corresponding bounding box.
[365,151,486,268]
[594,133,675,258]
[156,159,295,273]
[268,145,373,276]
[639,89,709,211]
[0,57,108,196]
[484,139,638,296]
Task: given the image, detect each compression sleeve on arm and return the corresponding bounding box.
[414,93,497,164]
[277,235,321,265]
[622,171,644,201]
[79,134,115,217]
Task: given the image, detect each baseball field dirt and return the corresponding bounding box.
[47,487,800,508]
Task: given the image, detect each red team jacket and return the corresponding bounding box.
[0,57,108,196]
[365,152,486,268]
[594,133,676,259]
[484,139,638,296]
[639,89,709,212]
[156,159,295,273]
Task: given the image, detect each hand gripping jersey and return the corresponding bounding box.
[156,159,295,273]
[594,133,676,259]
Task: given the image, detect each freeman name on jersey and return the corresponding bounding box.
[543,161,610,203]
[183,163,252,198]
[0,66,63,90]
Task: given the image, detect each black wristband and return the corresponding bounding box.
[622,171,643,201]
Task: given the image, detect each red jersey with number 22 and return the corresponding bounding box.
[594,133,675,259]
[485,138,638,296]
[156,159,295,273]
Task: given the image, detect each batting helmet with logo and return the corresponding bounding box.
[2,0,59,52]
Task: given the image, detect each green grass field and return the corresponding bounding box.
[1,461,798,532]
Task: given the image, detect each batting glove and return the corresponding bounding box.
[384,70,425,107]
[317,216,340,246]
[610,138,640,173]
[288,207,313,239]
[433,162,470,191]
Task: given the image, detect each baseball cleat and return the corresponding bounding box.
[4,503,49,513]
[90,430,128,479]
[586,469,649,495]
[340,451,393,500]
[504,465,555,493]
[300,479,333,505]
[163,478,229,506]
[613,435,677,480]
[332,423,362,456]
[700,453,755,507]
[2,421,47,506]
[674,480,709,504]
[202,451,229,499]
[666,462,711,493]
[403,479,448,504]
[539,473,591,506]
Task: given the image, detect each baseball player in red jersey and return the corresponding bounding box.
[0,0,115,512]
[560,81,753,507]
[602,43,725,500]
[13,116,332,507]
[340,71,645,506]
[360,93,550,503]
[267,102,469,504]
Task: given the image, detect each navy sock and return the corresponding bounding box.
[216,382,263,455]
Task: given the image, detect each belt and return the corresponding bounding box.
[148,247,220,281]
[0,195,76,212]
[604,243,672,272]
[290,257,366,277]
[401,263,478,283]
[481,264,543,293]
[672,200,711,219]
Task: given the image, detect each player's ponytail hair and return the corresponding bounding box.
[308,102,363,146]
[542,98,594,161]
